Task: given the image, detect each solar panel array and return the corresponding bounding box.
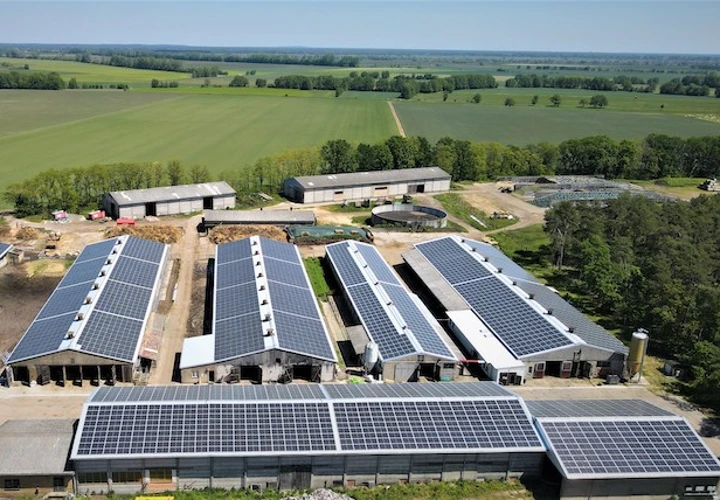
[74,382,544,459]
[538,418,720,479]
[211,237,335,363]
[326,241,456,362]
[0,242,12,259]
[415,237,576,358]
[8,236,166,364]
[527,399,671,419]
[462,239,539,284]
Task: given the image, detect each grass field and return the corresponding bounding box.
[0,57,191,86]
[0,93,396,197]
[395,102,720,145]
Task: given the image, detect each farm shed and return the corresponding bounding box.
[200,209,315,230]
[0,420,76,498]
[527,400,720,499]
[71,383,546,494]
[326,240,459,382]
[7,236,169,386]
[103,182,236,219]
[404,236,628,382]
[179,236,336,384]
[283,167,451,204]
[0,242,12,268]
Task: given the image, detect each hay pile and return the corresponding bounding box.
[15,226,41,240]
[209,225,286,244]
[105,225,182,244]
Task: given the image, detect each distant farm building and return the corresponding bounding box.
[326,240,459,382]
[0,242,13,268]
[283,167,451,204]
[200,209,315,231]
[103,182,236,219]
[7,236,169,386]
[404,236,628,383]
[179,236,336,384]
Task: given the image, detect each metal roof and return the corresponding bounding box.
[0,242,12,260]
[0,420,75,476]
[8,236,168,364]
[107,181,235,206]
[72,382,544,460]
[290,167,450,190]
[203,209,315,225]
[446,310,524,371]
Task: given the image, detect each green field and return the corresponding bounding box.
[0,93,396,195]
[394,102,720,145]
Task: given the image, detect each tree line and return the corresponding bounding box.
[505,73,660,93]
[544,194,720,409]
[659,77,719,97]
[0,71,65,90]
[105,55,226,77]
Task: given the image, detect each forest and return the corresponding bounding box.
[544,195,720,409]
[0,71,65,89]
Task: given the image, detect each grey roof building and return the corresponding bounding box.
[201,209,316,229]
[103,182,236,219]
[283,168,451,203]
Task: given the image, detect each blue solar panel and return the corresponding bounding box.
[275,311,335,360]
[0,242,11,259]
[416,238,493,284]
[264,257,308,288]
[462,239,539,283]
[214,313,266,360]
[268,281,319,318]
[37,282,93,320]
[355,244,401,285]
[383,284,453,358]
[111,256,160,289]
[7,313,77,362]
[94,281,152,320]
[57,258,107,288]
[326,243,367,286]
[455,278,574,357]
[346,283,416,360]
[216,258,255,290]
[260,237,298,263]
[215,282,260,321]
[75,239,117,263]
[121,237,165,263]
[217,238,252,264]
[78,311,144,362]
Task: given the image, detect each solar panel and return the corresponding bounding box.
[264,256,308,288]
[334,399,543,451]
[0,242,11,259]
[7,313,77,362]
[274,311,335,360]
[539,418,720,479]
[322,381,513,400]
[455,278,574,357]
[90,384,327,403]
[415,238,493,284]
[268,281,319,317]
[57,257,107,288]
[78,311,144,361]
[217,238,251,264]
[326,243,367,286]
[214,313,266,361]
[355,243,401,285]
[36,282,93,320]
[260,237,299,263]
[382,284,453,358]
[94,280,152,320]
[346,284,416,360]
[214,282,259,321]
[527,400,672,418]
[215,258,255,290]
[75,402,336,456]
[75,239,117,263]
[111,256,160,289]
[462,239,540,283]
[120,237,165,263]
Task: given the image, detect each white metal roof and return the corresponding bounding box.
[291,167,450,190]
[108,181,235,206]
[179,335,215,369]
[447,310,525,371]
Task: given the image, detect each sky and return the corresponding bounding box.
[0,1,718,54]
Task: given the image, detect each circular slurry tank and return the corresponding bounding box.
[371,203,448,229]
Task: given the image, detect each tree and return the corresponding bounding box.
[256,78,267,88]
[443,90,450,102]
[203,78,211,88]
[229,75,249,87]
[550,94,562,107]
[545,201,580,268]
[590,94,609,108]
[68,77,78,89]
[531,95,539,106]
[166,160,185,186]
[381,70,390,79]
[385,136,416,169]
[321,140,356,174]
[504,97,515,107]
[578,98,588,108]
[189,164,211,183]
[472,93,482,104]
[151,79,159,88]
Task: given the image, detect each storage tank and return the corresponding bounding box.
[364,342,379,373]
[627,329,649,378]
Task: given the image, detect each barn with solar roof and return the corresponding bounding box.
[6,236,169,386]
[179,236,337,384]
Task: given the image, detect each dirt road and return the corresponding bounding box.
[460,183,546,233]
[149,215,201,384]
[387,101,406,138]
